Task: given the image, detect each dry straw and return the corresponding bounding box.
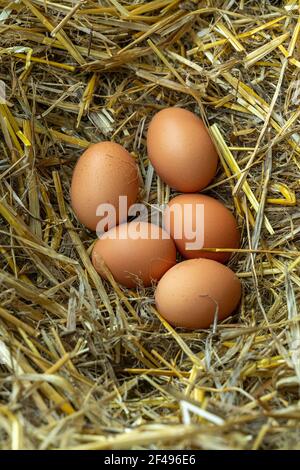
[0,0,299,450]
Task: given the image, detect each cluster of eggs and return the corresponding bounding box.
[70,107,241,329]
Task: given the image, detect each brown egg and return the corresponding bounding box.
[164,194,240,263]
[92,221,177,288]
[70,141,139,231]
[155,259,241,329]
[147,107,218,192]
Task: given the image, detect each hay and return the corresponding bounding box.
[0,0,299,450]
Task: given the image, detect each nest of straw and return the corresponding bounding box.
[0,0,299,451]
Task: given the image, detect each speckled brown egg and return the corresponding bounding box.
[70,141,139,231]
[155,259,242,329]
[164,194,240,263]
[92,221,177,288]
[147,107,218,192]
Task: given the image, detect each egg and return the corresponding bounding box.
[147,107,218,192]
[92,221,177,288]
[155,259,241,329]
[70,141,139,231]
[164,194,240,263]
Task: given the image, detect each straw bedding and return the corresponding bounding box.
[0,0,299,450]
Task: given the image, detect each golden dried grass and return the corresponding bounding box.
[0,0,299,450]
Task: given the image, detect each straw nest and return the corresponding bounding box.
[0,0,299,451]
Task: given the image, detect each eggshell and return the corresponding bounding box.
[92,221,177,288]
[155,259,241,329]
[147,107,218,192]
[70,141,139,231]
[164,194,240,263]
